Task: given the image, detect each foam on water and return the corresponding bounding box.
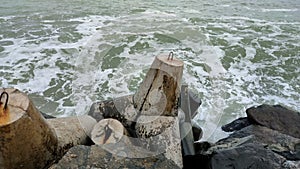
[70,9,243,141]
[261,8,298,12]
[0,11,94,115]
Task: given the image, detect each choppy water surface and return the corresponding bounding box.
[0,0,299,141]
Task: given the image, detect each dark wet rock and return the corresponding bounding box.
[49,145,90,169]
[210,143,286,169]
[183,154,210,169]
[215,125,300,160]
[275,149,300,161]
[181,142,212,169]
[88,95,137,137]
[275,141,300,160]
[41,111,56,119]
[187,124,300,169]
[218,125,300,147]
[194,141,213,154]
[88,101,105,121]
[88,95,133,126]
[50,145,180,169]
[192,126,203,141]
[221,117,251,132]
[246,104,300,138]
[183,105,300,169]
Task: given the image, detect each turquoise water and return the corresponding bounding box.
[0,0,299,141]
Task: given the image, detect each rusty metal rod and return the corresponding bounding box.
[168,51,174,60]
[0,91,9,110]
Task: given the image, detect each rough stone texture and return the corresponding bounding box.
[88,95,140,138]
[221,117,251,132]
[210,143,286,169]
[135,116,176,138]
[216,125,300,160]
[0,88,58,169]
[246,104,300,138]
[49,145,180,169]
[133,54,184,117]
[88,95,136,129]
[277,150,300,161]
[194,141,213,154]
[47,115,97,157]
[135,116,183,168]
[183,105,300,169]
[187,125,300,169]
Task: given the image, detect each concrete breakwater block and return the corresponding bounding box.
[0,88,58,169]
[47,115,97,157]
[0,88,97,169]
[135,115,183,168]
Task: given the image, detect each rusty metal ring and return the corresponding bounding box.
[168,52,174,60]
[0,91,9,110]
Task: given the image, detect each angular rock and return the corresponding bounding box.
[210,143,286,169]
[194,141,213,154]
[88,95,138,137]
[88,95,136,128]
[135,115,183,168]
[221,117,251,132]
[190,124,300,169]
[216,125,300,160]
[276,150,300,161]
[48,145,90,169]
[49,145,180,169]
[246,104,300,138]
[282,161,300,169]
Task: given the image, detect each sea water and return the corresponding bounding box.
[0,0,299,142]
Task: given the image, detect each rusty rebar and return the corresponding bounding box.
[0,91,9,110]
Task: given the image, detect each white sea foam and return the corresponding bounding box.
[262,8,298,12]
[1,0,299,143]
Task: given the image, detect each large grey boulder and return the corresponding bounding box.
[49,145,180,169]
[246,104,300,138]
[216,125,300,160]
[184,105,300,169]
[210,143,285,169]
[221,117,251,132]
